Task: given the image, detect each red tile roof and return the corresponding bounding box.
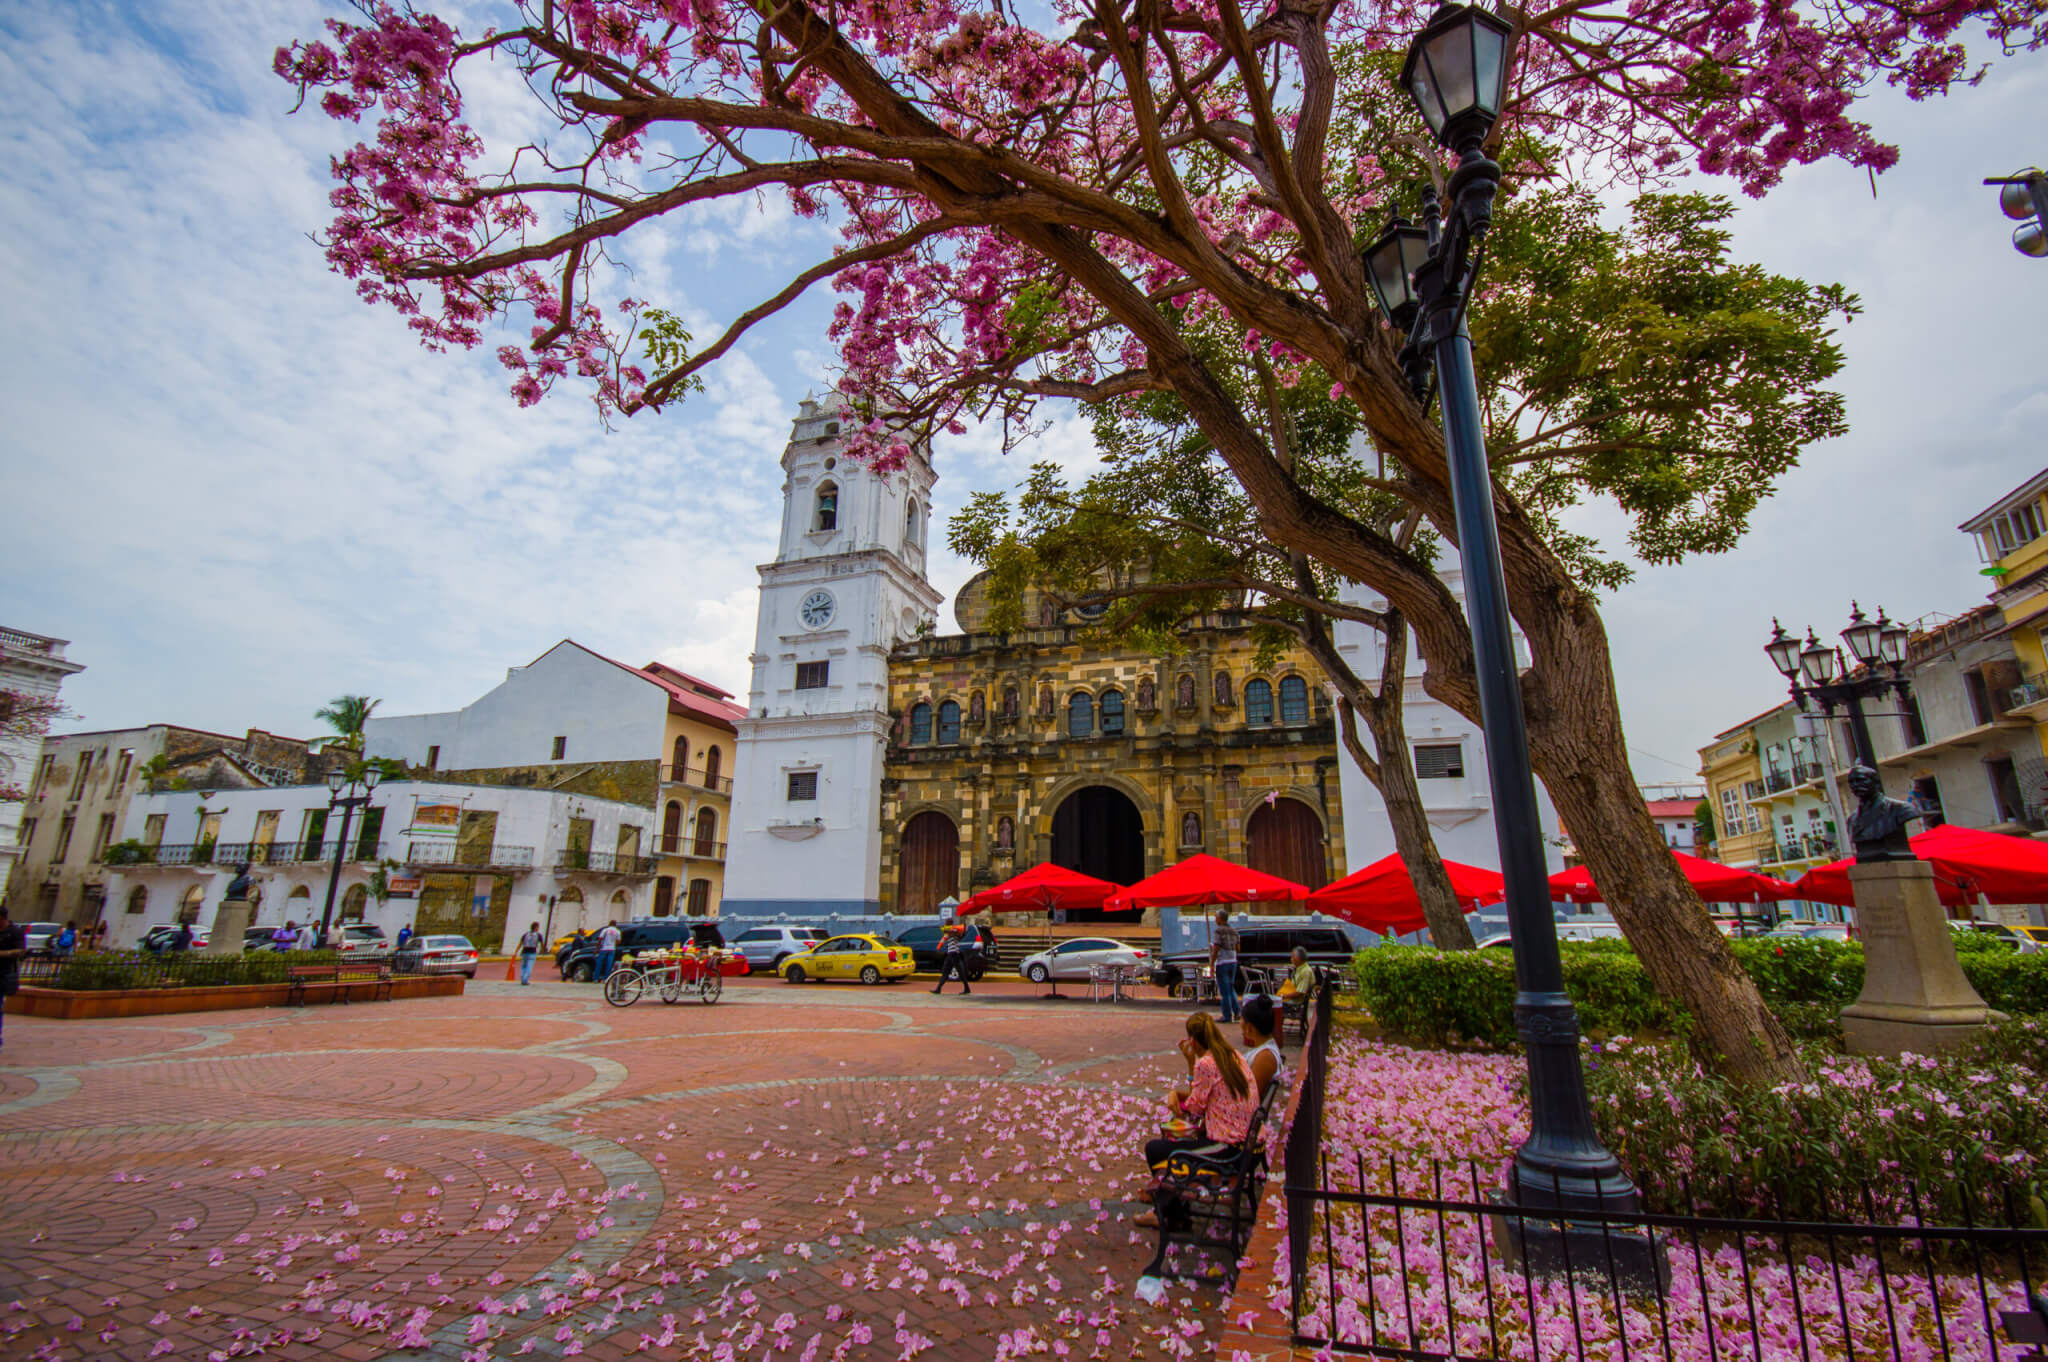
[540,641,749,732]
[1646,798,1700,819]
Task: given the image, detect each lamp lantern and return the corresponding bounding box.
[363,765,383,791]
[1400,2,1517,151]
[1799,630,1838,686]
[1877,609,1909,666]
[1764,618,1802,679]
[1840,601,1884,667]
[1363,217,1431,327]
[326,769,346,793]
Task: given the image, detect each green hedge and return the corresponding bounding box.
[50,951,341,991]
[1352,937,2048,1048]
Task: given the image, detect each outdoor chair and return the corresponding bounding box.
[1139,1075,1286,1289]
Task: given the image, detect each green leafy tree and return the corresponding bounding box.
[1695,800,1717,849]
[956,187,1854,1074]
[315,695,380,749]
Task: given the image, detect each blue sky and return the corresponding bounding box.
[1,0,2043,785]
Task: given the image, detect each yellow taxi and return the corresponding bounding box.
[779,933,914,985]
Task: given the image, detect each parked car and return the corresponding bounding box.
[138,925,211,953]
[891,922,999,979]
[557,920,727,981]
[1796,923,1855,943]
[729,924,830,972]
[1961,921,2042,954]
[779,934,913,985]
[396,934,479,977]
[337,924,392,959]
[2013,925,2048,950]
[1151,924,1355,990]
[22,922,64,955]
[1016,937,1148,983]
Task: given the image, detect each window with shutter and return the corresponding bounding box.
[787,771,819,801]
[1414,743,1465,779]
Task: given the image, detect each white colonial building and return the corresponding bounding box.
[102,779,657,951]
[722,393,945,917]
[1330,567,1566,880]
[0,627,85,905]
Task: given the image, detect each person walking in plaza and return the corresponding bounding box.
[594,921,621,981]
[516,921,544,986]
[53,922,77,959]
[296,920,318,952]
[0,907,26,1052]
[931,922,972,996]
[1208,908,1241,1024]
[273,920,297,951]
[395,922,413,951]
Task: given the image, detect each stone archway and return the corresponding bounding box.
[897,811,961,913]
[1050,785,1145,919]
[1245,796,1328,892]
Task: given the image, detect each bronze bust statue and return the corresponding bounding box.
[1847,765,1924,863]
[225,862,253,900]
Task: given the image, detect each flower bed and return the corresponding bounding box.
[1273,1027,2046,1361]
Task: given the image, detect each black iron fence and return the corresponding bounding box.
[1279,1000,2048,1360]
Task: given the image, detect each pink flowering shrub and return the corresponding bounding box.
[1588,1031,2048,1224]
[1278,1029,2042,1359]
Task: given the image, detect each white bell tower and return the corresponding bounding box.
[722,393,943,917]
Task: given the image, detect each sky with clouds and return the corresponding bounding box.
[1,0,2043,794]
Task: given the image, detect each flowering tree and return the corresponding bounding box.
[276,0,2033,1083]
[0,687,71,804]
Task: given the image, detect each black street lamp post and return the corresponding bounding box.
[1765,604,1912,767]
[1363,4,1656,1278]
[318,766,383,939]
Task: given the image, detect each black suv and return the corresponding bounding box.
[557,920,726,981]
[1151,923,1356,991]
[891,923,999,979]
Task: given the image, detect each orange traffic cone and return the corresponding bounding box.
[504,955,518,981]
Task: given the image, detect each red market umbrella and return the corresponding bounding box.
[1305,853,1505,936]
[1103,853,1310,913]
[1549,850,1797,905]
[956,862,1122,914]
[1792,823,2048,908]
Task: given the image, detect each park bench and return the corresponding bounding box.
[286,961,394,1006]
[1139,1073,1287,1289]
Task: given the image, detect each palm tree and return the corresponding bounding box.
[315,694,380,748]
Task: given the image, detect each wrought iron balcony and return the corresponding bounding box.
[555,849,656,875]
[2009,674,2048,711]
[405,840,534,870]
[659,764,733,794]
[653,835,728,860]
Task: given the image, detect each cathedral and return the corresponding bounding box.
[721,394,1347,922]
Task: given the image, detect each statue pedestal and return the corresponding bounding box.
[207,896,252,957]
[1840,861,2002,1056]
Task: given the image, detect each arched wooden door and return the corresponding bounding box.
[897,811,961,913]
[662,800,682,855]
[702,746,722,789]
[693,808,718,855]
[1245,796,1328,891]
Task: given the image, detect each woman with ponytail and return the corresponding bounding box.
[1135,1011,1259,1228]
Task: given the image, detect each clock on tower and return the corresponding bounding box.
[799,589,836,630]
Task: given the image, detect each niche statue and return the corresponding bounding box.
[1847,765,1925,863]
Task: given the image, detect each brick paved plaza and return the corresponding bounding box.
[0,979,1247,1361]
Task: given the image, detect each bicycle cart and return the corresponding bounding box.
[602,948,741,1006]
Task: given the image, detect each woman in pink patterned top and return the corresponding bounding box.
[1135,1013,1256,1228]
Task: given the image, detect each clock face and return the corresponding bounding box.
[799,589,837,630]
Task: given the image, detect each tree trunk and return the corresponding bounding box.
[1513,595,1801,1086]
[1352,697,1477,950]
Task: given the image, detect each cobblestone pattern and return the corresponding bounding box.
[0,978,1252,1361]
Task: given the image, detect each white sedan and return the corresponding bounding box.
[1016,937,1150,982]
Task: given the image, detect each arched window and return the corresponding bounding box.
[1279,674,1309,723]
[910,702,932,744]
[609,888,631,912]
[178,885,204,924]
[1100,689,1125,736]
[937,700,961,744]
[905,498,920,545]
[825,421,840,437]
[662,800,682,853]
[671,735,688,779]
[125,885,147,915]
[814,481,839,532]
[694,808,718,856]
[702,746,722,790]
[1245,678,1274,724]
[1068,692,1095,738]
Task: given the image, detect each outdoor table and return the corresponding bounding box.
[1109,962,1147,1002]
